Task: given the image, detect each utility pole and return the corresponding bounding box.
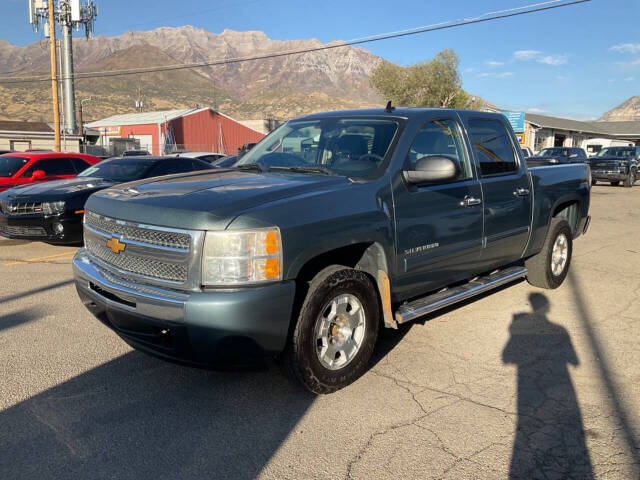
[46,0,61,151]
[29,1,98,137]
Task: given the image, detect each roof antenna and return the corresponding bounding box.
[385,100,395,113]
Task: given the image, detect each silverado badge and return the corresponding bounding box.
[106,237,126,254]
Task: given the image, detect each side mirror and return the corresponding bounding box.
[31,170,46,180]
[403,156,459,185]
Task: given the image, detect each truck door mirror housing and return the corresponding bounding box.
[404,156,460,185]
[31,170,46,180]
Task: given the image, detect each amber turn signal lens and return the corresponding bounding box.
[265,231,279,255]
[263,258,280,279]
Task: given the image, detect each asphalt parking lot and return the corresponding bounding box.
[1,185,639,480]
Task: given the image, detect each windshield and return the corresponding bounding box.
[596,147,634,157]
[77,158,154,182]
[0,156,29,178]
[237,117,400,178]
[539,148,569,157]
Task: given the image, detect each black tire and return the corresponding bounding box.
[623,169,636,188]
[610,181,620,186]
[284,266,380,394]
[591,179,597,186]
[525,218,573,289]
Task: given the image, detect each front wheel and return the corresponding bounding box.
[525,218,573,289]
[610,181,620,186]
[284,267,380,394]
[623,169,636,188]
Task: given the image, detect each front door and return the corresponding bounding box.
[464,116,532,267]
[393,115,483,300]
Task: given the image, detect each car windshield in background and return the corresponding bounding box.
[77,158,154,182]
[539,148,569,157]
[0,156,29,177]
[237,117,399,178]
[595,147,634,157]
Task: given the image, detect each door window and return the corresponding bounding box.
[407,119,473,181]
[468,119,518,176]
[149,160,194,176]
[20,157,77,177]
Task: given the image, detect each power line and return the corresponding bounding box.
[0,0,590,85]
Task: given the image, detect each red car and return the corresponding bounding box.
[0,152,102,193]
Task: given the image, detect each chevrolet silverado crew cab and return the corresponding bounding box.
[73,108,591,394]
[588,146,639,187]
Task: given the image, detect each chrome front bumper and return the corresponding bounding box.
[73,248,188,322]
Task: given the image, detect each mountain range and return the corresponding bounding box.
[0,26,383,122]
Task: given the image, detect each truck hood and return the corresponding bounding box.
[588,156,629,164]
[86,169,352,230]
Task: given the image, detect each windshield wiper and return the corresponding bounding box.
[236,163,267,173]
[269,165,337,176]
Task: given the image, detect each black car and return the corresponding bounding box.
[526,147,587,166]
[588,146,640,187]
[211,154,240,168]
[0,156,213,245]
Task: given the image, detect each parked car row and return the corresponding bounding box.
[522,145,640,188]
[0,151,239,244]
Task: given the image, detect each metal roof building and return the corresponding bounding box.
[85,107,265,156]
[519,113,640,152]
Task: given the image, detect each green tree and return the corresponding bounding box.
[370,49,467,108]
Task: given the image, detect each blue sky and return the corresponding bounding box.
[3,0,639,119]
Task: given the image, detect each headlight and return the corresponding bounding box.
[201,227,282,286]
[41,201,65,215]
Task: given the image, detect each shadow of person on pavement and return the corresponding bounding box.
[503,293,594,479]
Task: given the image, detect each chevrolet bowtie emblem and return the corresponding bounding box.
[106,237,126,254]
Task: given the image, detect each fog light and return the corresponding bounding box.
[53,222,64,234]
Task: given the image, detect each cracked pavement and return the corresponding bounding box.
[0,184,639,479]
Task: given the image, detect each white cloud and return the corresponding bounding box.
[608,78,617,82]
[476,71,513,78]
[526,108,547,114]
[486,60,504,67]
[611,43,640,54]
[538,55,567,66]
[464,67,475,73]
[513,50,567,66]
[624,76,635,82]
[513,50,541,61]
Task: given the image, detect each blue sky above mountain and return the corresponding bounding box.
[2,0,639,119]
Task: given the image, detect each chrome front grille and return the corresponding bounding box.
[0,224,47,236]
[0,201,43,216]
[85,236,188,282]
[85,211,190,249]
[83,211,202,288]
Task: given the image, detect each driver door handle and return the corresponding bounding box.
[513,187,530,197]
[460,195,482,207]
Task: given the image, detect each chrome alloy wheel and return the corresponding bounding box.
[551,233,569,276]
[314,293,366,370]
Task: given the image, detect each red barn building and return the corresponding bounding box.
[85,107,265,156]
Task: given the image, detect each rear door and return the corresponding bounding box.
[392,114,483,298]
[463,116,532,267]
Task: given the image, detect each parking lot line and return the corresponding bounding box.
[4,251,76,266]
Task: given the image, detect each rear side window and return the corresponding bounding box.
[70,157,92,173]
[20,157,77,177]
[468,119,518,176]
[190,160,211,171]
[0,156,29,177]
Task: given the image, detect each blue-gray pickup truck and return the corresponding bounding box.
[73,107,591,393]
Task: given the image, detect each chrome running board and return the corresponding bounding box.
[394,266,528,324]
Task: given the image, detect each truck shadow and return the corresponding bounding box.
[0,351,315,480]
[503,293,593,479]
[0,308,42,333]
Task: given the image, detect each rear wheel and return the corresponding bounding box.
[525,218,573,289]
[623,169,636,188]
[284,266,380,394]
[610,181,620,186]
[591,179,597,186]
